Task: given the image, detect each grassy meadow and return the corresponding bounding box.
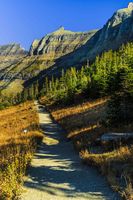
[41,97,133,200]
[0,101,43,200]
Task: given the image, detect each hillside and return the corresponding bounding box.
[0,43,27,56]
[39,40,133,199]
[30,27,97,59]
[1,3,133,99]
[0,29,97,96]
[1,2,133,200]
[56,4,133,67]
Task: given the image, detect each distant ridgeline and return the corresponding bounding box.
[0,2,133,102]
[0,43,27,56]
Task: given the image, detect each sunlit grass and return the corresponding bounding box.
[0,101,43,200]
[41,96,133,199]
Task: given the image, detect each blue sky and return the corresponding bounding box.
[0,0,130,50]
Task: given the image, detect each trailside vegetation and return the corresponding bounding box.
[43,43,133,127]
[1,42,133,199]
[40,42,133,199]
[0,102,43,199]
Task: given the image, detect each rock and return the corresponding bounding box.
[101,133,133,142]
[1,4,133,97]
[128,2,133,9]
[29,27,97,59]
[59,5,133,66]
[0,44,27,56]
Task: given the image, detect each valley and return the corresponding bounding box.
[0,2,133,200]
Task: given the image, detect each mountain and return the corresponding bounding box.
[27,4,133,82]
[0,28,97,95]
[29,27,97,59]
[60,4,133,66]
[1,3,133,97]
[87,4,133,59]
[0,44,27,56]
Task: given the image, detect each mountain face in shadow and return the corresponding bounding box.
[24,5,133,85]
[1,4,133,96]
[56,6,133,67]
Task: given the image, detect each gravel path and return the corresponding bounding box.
[21,102,120,200]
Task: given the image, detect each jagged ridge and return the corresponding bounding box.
[30,27,97,58]
[61,4,133,66]
[0,44,27,56]
[1,3,133,97]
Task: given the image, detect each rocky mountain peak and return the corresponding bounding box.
[58,26,65,31]
[30,28,97,57]
[51,26,76,36]
[128,2,133,9]
[60,3,133,66]
[106,5,133,28]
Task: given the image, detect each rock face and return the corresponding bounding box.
[128,2,133,9]
[89,6,133,57]
[29,4,133,67]
[1,4,133,96]
[59,5,133,66]
[0,44,27,56]
[29,27,97,59]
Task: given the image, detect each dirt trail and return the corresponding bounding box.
[21,102,120,200]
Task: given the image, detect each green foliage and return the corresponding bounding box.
[107,68,133,126]
[90,43,133,96]
[1,42,133,125]
[44,43,133,103]
[43,42,133,126]
[45,67,90,104]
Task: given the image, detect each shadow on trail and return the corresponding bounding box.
[23,103,120,200]
[24,145,114,199]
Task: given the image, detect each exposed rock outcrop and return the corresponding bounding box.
[59,4,133,66]
[29,27,97,59]
[0,44,27,56]
[128,2,133,9]
[88,5,133,58]
[29,4,133,68]
[1,4,133,96]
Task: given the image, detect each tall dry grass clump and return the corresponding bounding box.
[0,101,43,200]
[42,97,108,149]
[41,96,133,199]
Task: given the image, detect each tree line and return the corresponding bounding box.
[42,42,133,126]
[1,42,133,126]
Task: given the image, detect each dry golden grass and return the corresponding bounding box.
[80,146,133,199]
[43,97,108,151]
[0,101,43,200]
[0,101,40,146]
[41,96,133,199]
[1,79,24,97]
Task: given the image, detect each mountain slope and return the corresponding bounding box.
[88,6,133,58]
[30,27,97,59]
[1,4,133,97]
[59,5,133,66]
[25,4,133,82]
[0,43,27,56]
[0,29,97,95]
